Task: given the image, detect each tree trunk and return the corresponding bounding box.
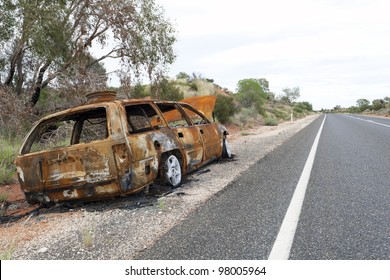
[15,52,24,95]
[30,61,51,107]
[4,42,24,87]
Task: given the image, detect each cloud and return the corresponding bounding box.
[155,0,390,109]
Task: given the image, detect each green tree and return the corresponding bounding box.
[236,78,268,113]
[334,105,341,111]
[130,82,146,99]
[384,96,390,107]
[356,99,370,112]
[280,87,300,104]
[152,77,183,101]
[0,1,16,70]
[0,0,176,107]
[295,101,313,112]
[176,72,190,80]
[56,53,108,95]
[371,99,385,111]
[257,78,270,93]
[348,106,359,113]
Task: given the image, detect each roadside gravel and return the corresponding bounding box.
[6,114,319,259]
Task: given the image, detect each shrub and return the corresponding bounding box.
[0,192,9,203]
[0,191,9,217]
[152,78,184,101]
[264,116,278,126]
[272,108,290,121]
[293,110,305,119]
[0,88,35,139]
[189,82,198,91]
[293,106,304,114]
[295,101,313,111]
[0,138,20,184]
[214,94,237,123]
[231,106,260,128]
[0,163,15,185]
[131,83,147,99]
[241,106,260,121]
[371,99,385,111]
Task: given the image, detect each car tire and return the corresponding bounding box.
[163,155,182,187]
[222,138,232,158]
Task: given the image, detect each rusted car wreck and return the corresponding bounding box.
[15,92,231,205]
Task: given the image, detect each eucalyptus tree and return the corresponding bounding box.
[0,0,176,106]
[236,78,268,113]
[280,87,300,105]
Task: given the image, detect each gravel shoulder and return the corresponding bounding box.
[0,114,320,260]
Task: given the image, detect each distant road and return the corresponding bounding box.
[138,114,390,260]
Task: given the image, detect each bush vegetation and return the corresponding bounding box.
[151,78,184,101]
[264,115,278,126]
[235,79,268,113]
[189,82,198,91]
[271,108,290,121]
[0,138,20,184]
[329,96,389,114]
[231,106,262,128]
[130,83,147,99]
[214,94,237,123]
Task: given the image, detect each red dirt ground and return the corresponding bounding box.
[0,183,39,217]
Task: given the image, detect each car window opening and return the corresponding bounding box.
[21,107,108,154]
[181,104,209,125]
[126,104,164,134]
[155,103,191,128]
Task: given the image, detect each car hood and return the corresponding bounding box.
[180,95,217,121]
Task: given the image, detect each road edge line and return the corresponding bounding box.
[347,115,390,128]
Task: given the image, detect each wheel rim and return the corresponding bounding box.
[166,155,181,186]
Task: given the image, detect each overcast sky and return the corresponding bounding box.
[147,0,389,110]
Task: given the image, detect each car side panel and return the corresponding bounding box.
[170,126,204,172]
[196,123,223,162]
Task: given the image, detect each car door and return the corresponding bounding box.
[156,103,204,172]
[123,103,163,189]
[180,104,222,162]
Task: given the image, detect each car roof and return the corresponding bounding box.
[35,92,217,121]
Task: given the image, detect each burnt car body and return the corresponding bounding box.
[15,92,231,205]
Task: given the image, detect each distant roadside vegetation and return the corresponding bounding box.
[111,73,314,129]
[323,97,390,116]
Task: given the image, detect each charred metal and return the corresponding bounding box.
[14,91,231,205]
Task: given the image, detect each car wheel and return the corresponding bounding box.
[163,155,182,187]
[222,138,232,158]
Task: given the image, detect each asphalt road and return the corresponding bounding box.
[137,114,390,260]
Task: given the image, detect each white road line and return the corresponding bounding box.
[347,115,390,128]
[268,115,326,260]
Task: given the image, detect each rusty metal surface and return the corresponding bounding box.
[15,93,227,205]
[180,95,217,121]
